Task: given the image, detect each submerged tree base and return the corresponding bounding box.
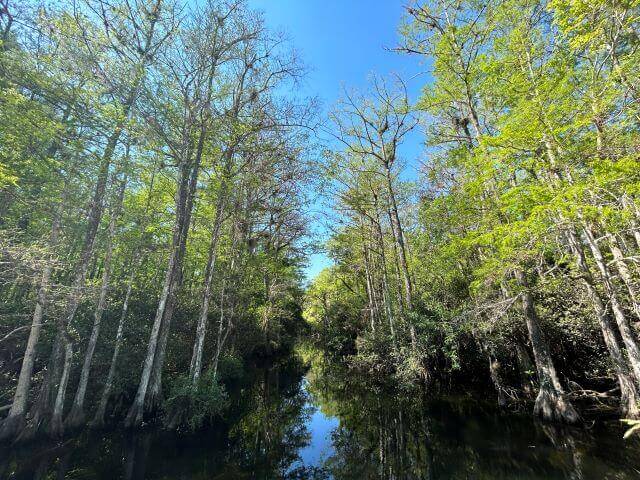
[534,387,580,424]
[0,414,25,443]
[64,407,87,431]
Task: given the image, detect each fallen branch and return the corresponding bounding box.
[0,324,42,344]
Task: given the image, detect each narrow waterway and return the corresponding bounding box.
[292,379,339,470]
[2,350,640,479]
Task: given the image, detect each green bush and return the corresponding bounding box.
[165,370,228,431]
[216,353,244,382]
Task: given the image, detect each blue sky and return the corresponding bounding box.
[247,0,427,281]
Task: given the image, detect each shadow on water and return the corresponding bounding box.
[3,348,640,479]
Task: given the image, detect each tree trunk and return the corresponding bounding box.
[514,269,579,423]
[48,0,162,433]
[48,333,73,437]
[125,162,191,428]
[515,342,536,397]
[488,354,507,407]
[362,235,379,332]
[608,234,640,320]
[46,88,141,438]
[0,209,61,441]
[383,178,417,350]
[621,195,640,249]
[383,167,412,309]
[582,223,640,382]
[370,198,396,346]
[146,141,201,411]
[66,177,127,429]
[565,228,640,417]
[46,153,111,436]
[189,180,228,385]
[91,263,136,428]
[15,335,62,441]
[126,127,201,426]
[211,279,231,380]
[211,222,242,380]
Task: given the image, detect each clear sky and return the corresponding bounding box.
[247,0,427,281]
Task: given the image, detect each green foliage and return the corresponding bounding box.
[216,353,244,382]
[0,0,313,435]
[308,0,640,419]
[165,370,228,432]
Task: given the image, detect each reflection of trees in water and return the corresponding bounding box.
[0,356,317,479]
[226,362,313,478]
[305,351,640,480]
[4,353,640,479]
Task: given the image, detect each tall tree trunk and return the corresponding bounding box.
[565,228,640,417]
[515,341,536,397]
[125,160,192,428]
[47,87,146,439]
[488,353,507,407]
[382,170,417,351]
[16,334,63,441]
[582,223,640,383]
[66,176,127,429]
[621,195,640,249]
[49,329,73,437]
[608,234,640,320]
[91,262,137,428]
[370,197,396,346]
[514,269,579,423]
[126,120,202,426]
[383,167,412,309]
[189,175,229,385]
[211,279,230,380]
[0,208,61,441]
[211,219,242,380]
[47,154,112,438]
[146,136,202,411]
[361,227,379,332]
[48,0,162,434]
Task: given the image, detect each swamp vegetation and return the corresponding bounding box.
[1,0,640,477]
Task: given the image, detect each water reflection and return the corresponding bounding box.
[2,350,640,479]
[305,351,640,480]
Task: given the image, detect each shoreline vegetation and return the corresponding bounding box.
[1,0,640,452]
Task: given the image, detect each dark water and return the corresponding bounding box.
[3,350,640,479]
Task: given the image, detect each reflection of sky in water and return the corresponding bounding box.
[295,378,339,469]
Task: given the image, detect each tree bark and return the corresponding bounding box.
[0,208,61,441]
[370,195,396,346]
[514,269,579,423]
[488,353,507,407]
[189,176,228,385]
[515,342,536,397]
[15,335,63,441]
[48,330,73,437]
[361,230,379,332]
[565,228,640,417]
[582,223,640,383]
[621,195,640,249]
[66,176,127,429]
[91,262,136,428]
[146,134,202,411]
[47,73,147,438]
[125,160,193,427]
[383,166,412,309]
[608,234,640,320]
